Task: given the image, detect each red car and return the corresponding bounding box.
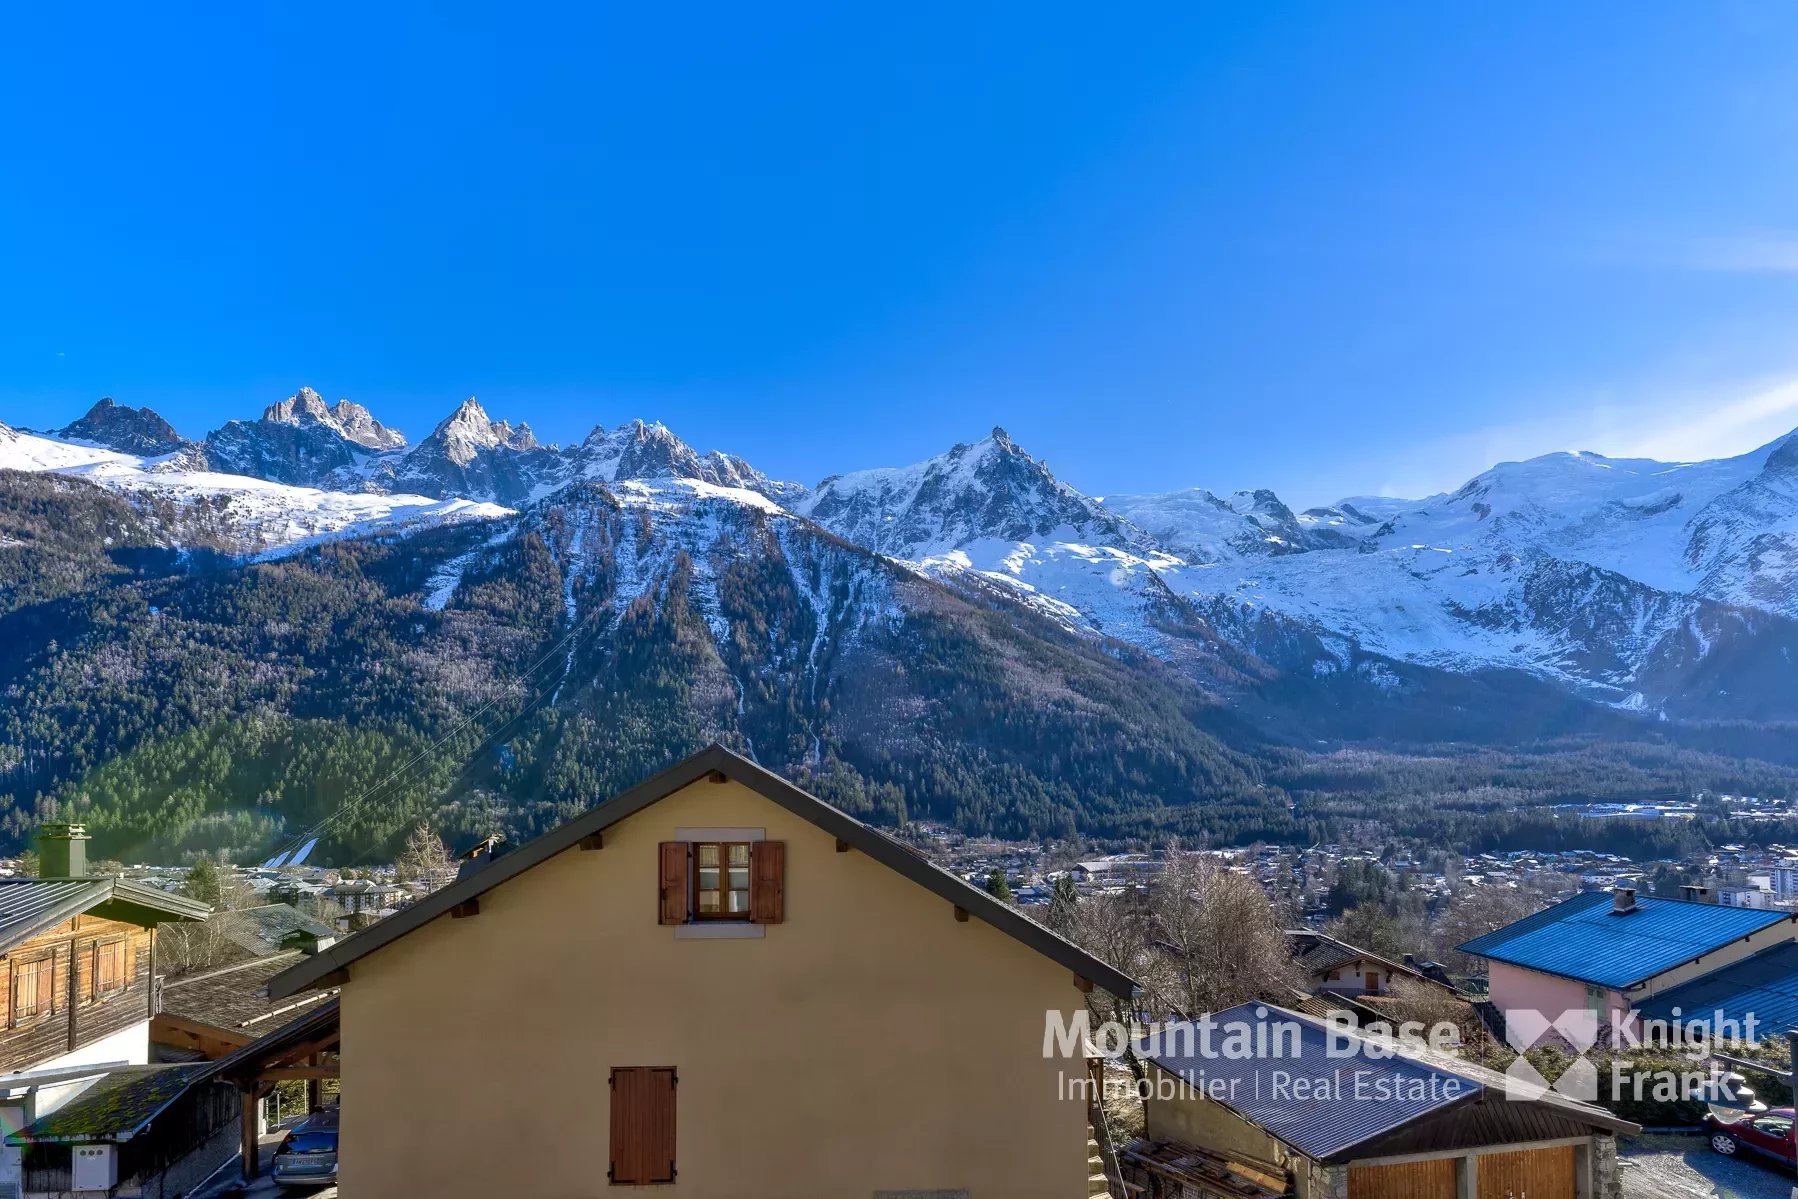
[1706,1107,1796,1167]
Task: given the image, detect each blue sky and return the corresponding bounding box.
[5,3,1798,506]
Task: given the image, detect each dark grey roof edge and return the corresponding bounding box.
[268,743,1138,1000]
[107,879,212,923]
[0,878,209,955]
[161,949,306,993]
[0,880,112,953]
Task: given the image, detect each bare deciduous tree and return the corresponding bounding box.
[1063,886,1155,1083]
[395,821,455,892]
[1146,847,1305,1018]
[1431,884,1545,974]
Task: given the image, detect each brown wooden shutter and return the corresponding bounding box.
[749,840,785,924]
[609,1066,677,1184]
[658,842,688,925]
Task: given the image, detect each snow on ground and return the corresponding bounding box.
[0,425,511,553]
[914,532,1182,644]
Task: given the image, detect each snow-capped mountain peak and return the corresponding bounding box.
[203,388,408,489]
[576,418,704,481]
[0,420,508,553]
[262,387,408,452]
[426,397,538,465]
[801,427,1141,558]
[53,398,188,456]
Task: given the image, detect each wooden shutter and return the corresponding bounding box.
[609,1066,676,1184]
[658,842,688,925]
[749,840,785,924]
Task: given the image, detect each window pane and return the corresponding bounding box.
[728,867,749,889]
[697,892,720,914]
[697,844,719,866]
[727,889,749,913]
[728,844,749,866]
[697,867,720,888]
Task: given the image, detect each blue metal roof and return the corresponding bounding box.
[1634,941,1798,1038]
[1135,1003,1486,1161]
[1456,891,1794,989]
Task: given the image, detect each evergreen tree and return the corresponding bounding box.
[181,857,222,906]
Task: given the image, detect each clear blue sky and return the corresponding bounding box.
[5,2,1798,506]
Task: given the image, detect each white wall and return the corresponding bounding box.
[29,1019,149,1118]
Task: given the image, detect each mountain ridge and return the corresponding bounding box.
[11,390,1798,724]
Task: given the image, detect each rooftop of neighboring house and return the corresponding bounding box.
[1632,940,1798,1035]
[219,902,337,958]
[1457,889,1796,990]
[159,951,340,1037]
[1134,1002,1637,1164]
[0,875,210,952]
[6,1064,213,1145]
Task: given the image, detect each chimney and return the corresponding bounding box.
[455,833,507,882]
[1681,884,1713,903]
[1611,886,1638,914]
[37,823,89,878]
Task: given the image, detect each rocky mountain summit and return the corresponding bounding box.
[52,398,188,456]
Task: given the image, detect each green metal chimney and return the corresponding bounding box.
[37,823,89,878]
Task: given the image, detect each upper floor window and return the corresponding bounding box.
[658,839,785,925]
[693,843,750,919]
[91,939,129,999]
[12,952,55,1024]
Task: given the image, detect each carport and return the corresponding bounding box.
[205,998,339,1182]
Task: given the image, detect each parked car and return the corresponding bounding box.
[1705,1107,1795,1167]
[270,1106,339,1189]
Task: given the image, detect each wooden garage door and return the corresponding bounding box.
[1348,1157,1456,1199]
[1477,1144,1575,1199]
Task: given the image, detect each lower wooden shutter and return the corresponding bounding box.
[658,842,688,925]
[609,1066,677,1184]
[750,840,785,924]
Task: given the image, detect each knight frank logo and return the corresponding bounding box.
[1502,1009,1599,1102]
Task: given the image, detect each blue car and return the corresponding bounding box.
[270,1106,339,1189]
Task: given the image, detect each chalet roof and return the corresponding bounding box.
[268,743,1138,999]
[1286,930,1428,983]
[1136,1003,1636,1164]
[159,951,339,1034]
[0,877,209,953]
[7,1065,212,1144]
[220,904,336,958]
[1456,891,1796,989]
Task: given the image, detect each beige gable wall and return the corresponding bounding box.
[338,777,1095,1198]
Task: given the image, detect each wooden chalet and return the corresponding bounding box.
[0,824,210,1196]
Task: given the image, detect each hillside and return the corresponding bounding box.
[5,392,1798,863]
